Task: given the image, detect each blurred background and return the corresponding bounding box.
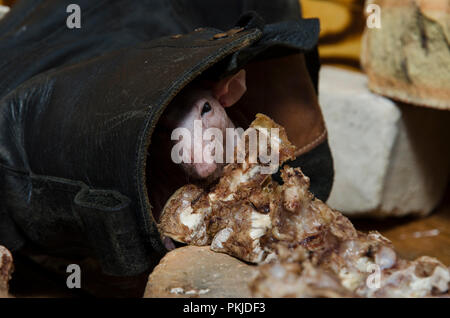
[0,0,367,70]
[302,0,366,70]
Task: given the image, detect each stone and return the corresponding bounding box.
[361,0,450,110]
[0,245,13,298]
[144,246,257,298]
[0,5,9,20]
[320,66,450,217]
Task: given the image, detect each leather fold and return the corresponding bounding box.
[0,11,328,275]
[0,166,149,275]
[74,189,150,276]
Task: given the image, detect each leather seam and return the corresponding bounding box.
[0,164,86,194]
[0,163,28,175]
[295,128,327,157]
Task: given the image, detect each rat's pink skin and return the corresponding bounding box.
[168,70,247,180]
[175,89,235,179]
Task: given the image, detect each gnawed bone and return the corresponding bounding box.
[0,245,13,298]
[159,114,295,263]
[158,114,449,297]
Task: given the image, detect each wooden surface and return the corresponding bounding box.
[0,0,13,7]
[353,188,450,266]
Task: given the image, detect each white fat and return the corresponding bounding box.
[339,269,363,291]
[180,206,203,231]
[339,257,373,291]
[410,266,450,296]
[228,171,243,191]
[223,194,235,201]
[183,288,210,295]
[184,207,209,244]
[355,256,373,272]
[208,193,217,201]
[209,192,234,202]
[262,252,278,264]
[170,287,184,294]
[197,206,212,216]
[240,166,261,183]
[375,246,396,270]
[269,263,287,279]
[170,287,209,295]
[284,187,299,204]
[249,212,271,240]
[211,228,233,250]
[228,166,261,192]
[198,289,210,295]
[251,245,265,264]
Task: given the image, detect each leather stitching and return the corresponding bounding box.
[295,128,327,157]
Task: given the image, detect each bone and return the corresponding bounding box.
[158,114,450,298]
[0,245,13,298]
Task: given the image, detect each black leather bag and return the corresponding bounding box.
[0,2,332,277]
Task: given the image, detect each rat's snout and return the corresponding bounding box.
[193,161,221,179]
[156,68,247,182]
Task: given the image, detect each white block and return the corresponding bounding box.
[320,66,449,217]
[0,5,9,20]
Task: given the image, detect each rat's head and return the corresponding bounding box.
[163,69,247,180]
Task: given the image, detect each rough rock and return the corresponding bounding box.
[320,66,450,217]
[361,0,450,110]
[0,245,13,298]
[0,5,9,20]
[144,246,257,298]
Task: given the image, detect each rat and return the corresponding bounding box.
[148,69,247,249]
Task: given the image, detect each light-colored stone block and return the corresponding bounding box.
[0,5,9,20]
[320,66,449,217]
[362,0,450,110]
[144,246,257,298]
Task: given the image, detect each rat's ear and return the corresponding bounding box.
[212,69,247,107]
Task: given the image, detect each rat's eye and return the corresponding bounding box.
[201,102,212,116]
